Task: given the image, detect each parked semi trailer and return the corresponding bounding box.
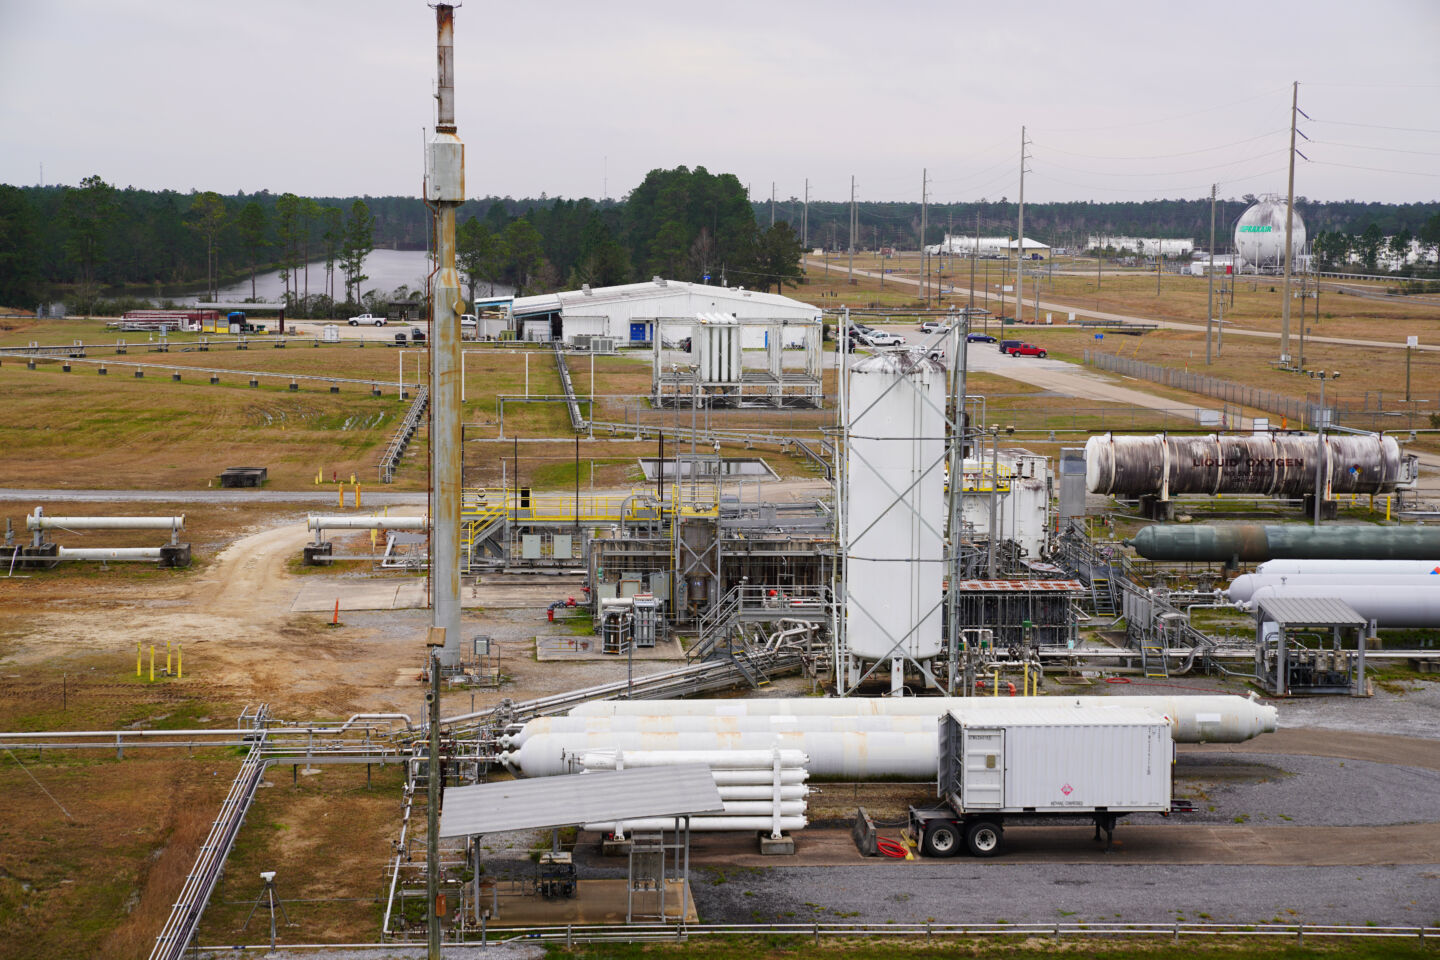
[909,706,1177,858]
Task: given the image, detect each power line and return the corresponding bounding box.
[1311,118,1440,135]
[1035,149,1289,180]
[1044,85,1289,133]
[1308,159,1440,179]
[1309,139,1440,158]
[1032,128,1287,162]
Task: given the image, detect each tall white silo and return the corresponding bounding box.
[1234,196,1306,272]
[844,351,947,693]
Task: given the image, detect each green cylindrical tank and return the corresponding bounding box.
[1128,524,1440,563]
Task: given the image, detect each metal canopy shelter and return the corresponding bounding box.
[440,765,723,837]
[1254,595,1369,697]
[440,765,722,928]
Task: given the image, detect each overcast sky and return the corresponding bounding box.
[2,0,1437,205]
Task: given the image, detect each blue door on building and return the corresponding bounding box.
[629,321,647,342]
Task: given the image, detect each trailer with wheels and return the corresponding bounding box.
[910,705,1174,858]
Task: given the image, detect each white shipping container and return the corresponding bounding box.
[940,706,1171,814]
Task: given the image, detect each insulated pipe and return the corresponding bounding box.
[1229,572,1440,604]
[714,786,811,801]
[1129,524,1440,563]
[307,516,427,531]
[564,694,1277,743]
[29,514,183,531]
[56,547,163,561]
[709,770,809,786]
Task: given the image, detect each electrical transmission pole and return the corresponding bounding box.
[1017,127,1027,325]
[1281,80,1301,363]
[802,178,809,250]
[771,182,775,227]
[848,176,856,285]
[1207,183,1216,365]
[920,168,928,307]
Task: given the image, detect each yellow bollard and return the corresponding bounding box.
[166,642,172,676]
[350,473,356,485]
[355,483,362,508]
[148,645,155,683]
[136,642,142,678]
[1023,662,1029,696]
[1387,496,1392,521]
[177,646,182,681]
[315,468,322,485]
[992,668,999,697]
[338,483,344,508]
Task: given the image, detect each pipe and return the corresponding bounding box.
[1257,559,1440,576]
[577,748,809,769]
[56,547,163,561]
[29,514,182,531]
[307,516,426,531]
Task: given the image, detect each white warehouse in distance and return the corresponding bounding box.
[509,277,822,346]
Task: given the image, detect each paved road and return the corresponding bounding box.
[809,257,1437,353]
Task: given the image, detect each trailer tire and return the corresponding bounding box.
[921,822,961,858]
[965,820,1003,857]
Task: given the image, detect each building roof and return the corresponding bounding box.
[1255,595,1367,627]
[947,704,1170,727]
[438,765,724,838]
[512,278,821,318]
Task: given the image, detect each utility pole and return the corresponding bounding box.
[848,176,856,285]
[969,209,979,320]
[1207,183,1216,364]
[1282,80,1300,362]
[770,182,775,228]
[920,168,929,308]
[802,178,809,250]
[1017,127,1027,325]
[1156,239,1162,296]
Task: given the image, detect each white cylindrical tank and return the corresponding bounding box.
[1234,197,1306,271]
[1229,572,1440,603]
[585,816,808,833]
[505,729,940,779]
[565,694,1277,743]
[1248,584,1440,627]
[505,715,935,748]
[846,352,947,663]
[576,748,809,769]
[29,514,182,531]
[56,547,164,561]
[1257,559,1440,577]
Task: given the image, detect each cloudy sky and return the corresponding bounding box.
[2,0,1437,205]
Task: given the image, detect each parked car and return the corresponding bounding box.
[858,330,906,347]
[966,332,997,343]
[460,314,478,328]
[999,339,1023,354]
[919,321,952,334]
[348,313,387,327]
[1008,342,1047,358]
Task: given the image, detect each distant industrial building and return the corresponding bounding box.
[506,278,822,345]
[927,236,1050,258]
[1087,236,1195,257]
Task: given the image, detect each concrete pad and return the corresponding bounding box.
[487,878,696,926]
[290,579,408,612]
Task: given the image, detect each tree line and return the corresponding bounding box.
[4,171,1437,311]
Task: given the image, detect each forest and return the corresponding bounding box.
[1,167,1435,312]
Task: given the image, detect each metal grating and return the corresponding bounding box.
[1254,596,1367,627]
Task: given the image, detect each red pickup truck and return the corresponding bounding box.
[1006,342,1048,358]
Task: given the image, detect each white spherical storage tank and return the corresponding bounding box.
[845,351,947,672]
[1234,197,1306,271]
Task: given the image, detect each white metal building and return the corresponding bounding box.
[929,236,1050,258]
[510,277,822,345]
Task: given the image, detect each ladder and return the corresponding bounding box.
[1140,633,1169,678]
[1090,576,1117,616]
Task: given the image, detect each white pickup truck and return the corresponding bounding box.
[347,313,387,327]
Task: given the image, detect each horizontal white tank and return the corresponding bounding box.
[585,816,807,833]
[1248,584,1440,627]
[1230,573,1440,603]
[710,786,810,801]
[706,770,809,786]
[505,730,940,779]
[307,515,427,531]
[29,515,182,530]
[1257,559,1440,577]
[505,715,935,748]
[565,694,1277,744]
